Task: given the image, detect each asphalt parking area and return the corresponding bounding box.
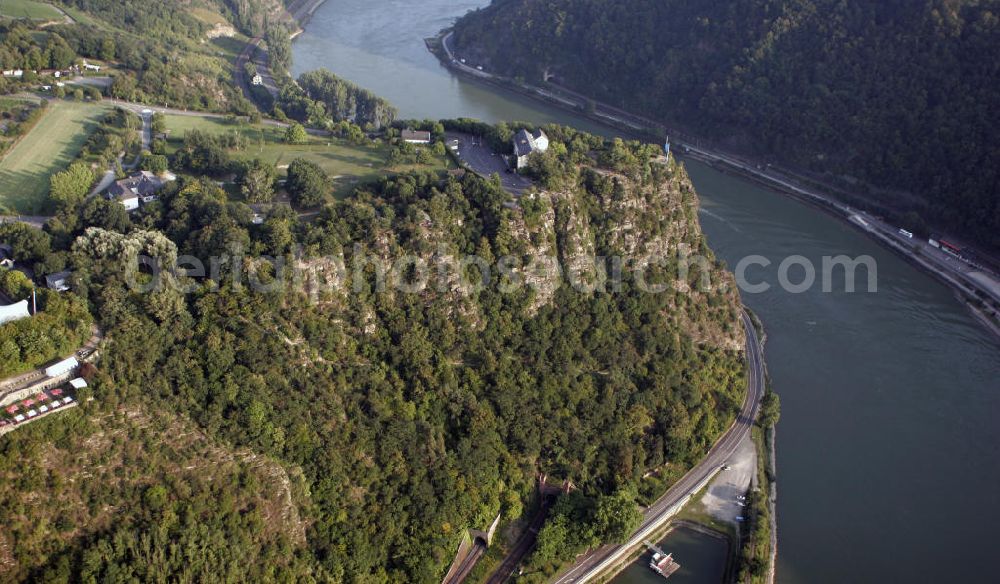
[446,132,534,196]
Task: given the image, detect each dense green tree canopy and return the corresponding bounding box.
[0,122,748,582]
[286,158,330,208]
[49,162,95,210]
[279,69,398,130]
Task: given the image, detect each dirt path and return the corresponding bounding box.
[37,3,75,27]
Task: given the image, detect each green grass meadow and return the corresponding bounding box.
[0,0,63,20]
[163,114,452,199]
[0,100,109,214]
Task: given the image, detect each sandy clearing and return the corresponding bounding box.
[701,434,756,523]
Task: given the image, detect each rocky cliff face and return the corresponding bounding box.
[539,157,744,351]
[586,159,743,350]
[298,147,743,351]
[222,0,296,35]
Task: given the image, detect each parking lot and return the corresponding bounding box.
[700,435,757,523]
[446,132,534,196]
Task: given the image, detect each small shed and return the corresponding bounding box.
[45,271,72,292]
[69,378,88,389]
[401,129,432,144]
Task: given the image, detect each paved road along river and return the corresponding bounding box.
[293,1,1000,582]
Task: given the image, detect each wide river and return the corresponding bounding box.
[293,2,1000,582]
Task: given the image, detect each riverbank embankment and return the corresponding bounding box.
[288,0,329,38]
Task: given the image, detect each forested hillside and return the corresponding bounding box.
[0,1,256,112]
[223,0,292,35]
[0,125,746,581]
[277,69,398,129]
[452,0,1000,248]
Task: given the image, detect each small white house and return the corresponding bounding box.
[107,171,163,210]
[82,61,101,72]
[0,244,12,268]
[401,129,432,144]
[45,271,72,292]
[513,128,549,169]
[251,74,263,86]
[69,378,88,389]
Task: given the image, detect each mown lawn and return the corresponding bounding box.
[189,6,229,26]
[0,100,109,214]
[0,0,63,20]
[163,114,452,199]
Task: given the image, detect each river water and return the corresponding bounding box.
[615,527,728,584]
[293,2,1000,582]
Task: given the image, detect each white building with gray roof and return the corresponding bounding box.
[513,128,549,170]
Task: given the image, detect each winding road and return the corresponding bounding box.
[236,36,279,102]
[550,310,765,583]
[234,0,327,105]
